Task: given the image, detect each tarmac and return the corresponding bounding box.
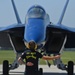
[0,65,75,75]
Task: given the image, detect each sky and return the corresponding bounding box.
[0,0,75,27]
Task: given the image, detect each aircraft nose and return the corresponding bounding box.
[24,18,46,43]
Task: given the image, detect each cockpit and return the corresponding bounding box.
[27,5,46,19]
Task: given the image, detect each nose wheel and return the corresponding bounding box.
[3,60,9,75]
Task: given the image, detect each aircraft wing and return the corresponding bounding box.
[48,24,75,32]
[47,24,75,49]
[0,23,24,31]
[0,24,25,52]
[45,0,75,50]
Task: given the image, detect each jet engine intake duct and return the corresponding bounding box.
[44,31,66,54]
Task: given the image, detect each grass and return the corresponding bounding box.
[40,51,75,64]
[0,50,15,64]
[61,51,75,64]
[0,50,75,64]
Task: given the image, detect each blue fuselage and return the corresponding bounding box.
[24,5,49,44]
[24,18,46,44]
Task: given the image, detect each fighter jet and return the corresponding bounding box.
[0,0,74,75]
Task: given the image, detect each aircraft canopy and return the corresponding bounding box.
[27,6,46,19]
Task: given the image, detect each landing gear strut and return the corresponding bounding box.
[55,58,74,75]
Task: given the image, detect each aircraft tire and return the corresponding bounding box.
[3,60,9,75]
[38,68,43,75]
[67,61,74,75]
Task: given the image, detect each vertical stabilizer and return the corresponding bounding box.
[11,0,22,23]
[57,0,69,24]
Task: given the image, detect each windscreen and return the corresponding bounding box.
[27,7,46,19]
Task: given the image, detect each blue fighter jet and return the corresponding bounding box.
[0,0,74,75]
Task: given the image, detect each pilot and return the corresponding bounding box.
[18,41,60,75]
